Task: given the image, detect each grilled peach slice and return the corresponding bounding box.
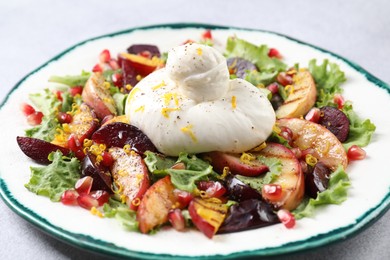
[82,72,117,119]
[109,147,150,211]
[136,176,178,234]
[276,70,317,119]
[255,143,304,210]
[277,118,348,170]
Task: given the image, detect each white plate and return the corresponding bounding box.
[0,24,389,259]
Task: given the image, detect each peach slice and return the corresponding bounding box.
[277,118,348,170]
[276,70,317,119]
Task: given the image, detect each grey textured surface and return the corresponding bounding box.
[0,0,389,259]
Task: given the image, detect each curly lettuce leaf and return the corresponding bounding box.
[25,151,81,202]
[225,36,287,73]
[244,70,278,87]
[342,101,376,149]
[308,59,346,107]
[48,71,91,87]
[293,165,350,219]
[102,198,138,231]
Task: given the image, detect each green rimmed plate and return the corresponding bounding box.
[0,23,389,259]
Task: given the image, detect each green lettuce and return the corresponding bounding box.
[308,59,346,107]
[48,71,91,87]
[342,101,376,149]
[102,198,138,231]
[25,151,81,202]
[293,165,350,219]
[244,70,278,87]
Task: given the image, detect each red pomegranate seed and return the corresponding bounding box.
[277,209,296,229]
[61,190,79,206]
[77,194,99,210]
[69,86,83,96]
[347,145,366,161]
[89,190,110,206]
[27,111,44,125]
[276,72,293,86]
[168,208,186,231]
[20,103,36,116]
[67,134,85,160]
[262,184,283,201]
[55,90,63,101]
[202,30,212,40]
[279,126,293,142]
[267,82,279,95]
[75,176,93,195]
[268,48,282,59]
[305,107,321,123]
[92,63,103,72]
[174,189,193,208]
[99,49,111,63]
[57,112,73,124]
[112,73,123,87]
[334,94,345,109]
[108,59,120,70]
[197,181,226,198]
[101,151,114,167]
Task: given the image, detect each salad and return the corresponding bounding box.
[16,30,376,239]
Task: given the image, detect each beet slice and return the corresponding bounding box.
[91,122,157,154]
[127,44,161,57]
[16,136,71,164]
[81,152,113,193]
[318,106,350,142]
[305,162,331,198]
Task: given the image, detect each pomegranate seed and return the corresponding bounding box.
[347,145,366,161]
[168,209,186,231]
[305,107,321,123]
[279,126,293,142]
[75,176,93,195]
[112,73,123,87]
[267,82,279,95]
[67,134,85,160]
[27,111,44,125]
[108,59,120,70]
[262,184,283,201]
[99,49,111,63]
[101,151,114,167]
[276,72,293,86]
[197,181,226,198]
[69,86,83,96]
[57,112,73,124]
[20,103,36,116]
[202,30,212,40]
[56,90,63,101]
[90,190,110,206]
[277,209,296,229]
[77,194,99,210]
[268,48,282,59]
[61,190,79,206]
[334,94,345,109]
[174,189,193,208]
[92,63,103,72]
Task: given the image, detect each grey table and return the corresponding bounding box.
[1,0,389,259]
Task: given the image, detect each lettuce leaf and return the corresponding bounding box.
[244,70,278,87]
[308,59,346,107]
[25,114,59,142]
[48,71,91,87]
[225,37,287,73]
[102,198,138,231]
[293,165,350,219]
[342,101,376,149]
[25,151,81,202]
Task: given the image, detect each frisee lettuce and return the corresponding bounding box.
[293,165,350,219]
[102,198,138,231]
[25,151,81,202]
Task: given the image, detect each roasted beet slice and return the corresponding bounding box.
[81,152,113,193]
[305,161,331,198]
[226,57,257,79]
[91,122,157,154]
[218,199,279,234]
[118,54,138,90]
[224,175,262,202]
[17,136,71,164]
[127,44,161,58]
[318,106,350,142]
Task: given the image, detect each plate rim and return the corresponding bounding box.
[1,22,389,259]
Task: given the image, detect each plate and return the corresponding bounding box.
[0,23,389,259]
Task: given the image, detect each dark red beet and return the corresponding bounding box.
[91,122,157,154]
[81,152,113,193]
[224,175,262,202]
[226,57,257,79]
[305,162,331,198]
[218,199,279,234]
[118,54,138,90]
[127,44,161,57]
[318,106,350,142]
[17,136,71,164]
